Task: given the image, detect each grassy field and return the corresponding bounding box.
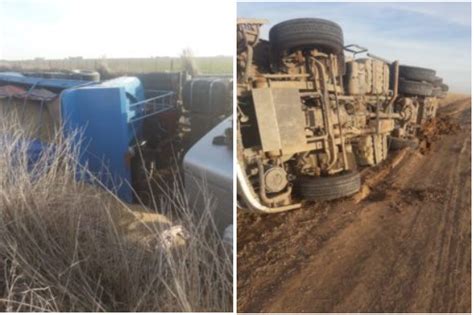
[1,56,232,75]
[439,92,471,106]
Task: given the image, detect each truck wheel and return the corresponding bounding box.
[296,170,361,201]
[79,70,100,81]
[389,136,419,150]
[432,76,443,87]
[69,70,100,81]
[399,78,433,96]
[441,83,449,92]
[269,18,344,56]
[399,65,436,82]
[432,87,443,97]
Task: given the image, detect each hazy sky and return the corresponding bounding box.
[0,0,234,59]
[238,2,471,93]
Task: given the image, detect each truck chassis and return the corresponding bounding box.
[237,18,447,213]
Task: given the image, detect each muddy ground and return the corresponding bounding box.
[237,96,471,313]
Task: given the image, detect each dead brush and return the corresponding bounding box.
[0,111,232,311]
[181,48,199,77]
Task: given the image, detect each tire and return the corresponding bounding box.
[389,136,419,150]
[269,18,344,56]
[69,70,100,81]
[399,65,436,82]
[432,87,443,97]
[441,83,449,92]
[79,71,100,81]
[399,78,433,96]
[297,170,361,201]
[432,76,443,87]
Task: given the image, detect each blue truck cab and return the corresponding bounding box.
[0,72,175,203]
[61,77,146,202]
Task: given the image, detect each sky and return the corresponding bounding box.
[238,2,471,94]
[0,0,234,59]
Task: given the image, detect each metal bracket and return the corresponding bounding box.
[367,53,393,65]
[344,44,368,58]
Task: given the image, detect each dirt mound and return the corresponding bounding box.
[418,114,462,154]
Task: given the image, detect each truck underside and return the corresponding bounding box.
[237,18,448,213]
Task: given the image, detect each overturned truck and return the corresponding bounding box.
[0,71,233,234]
[237,18,448,213]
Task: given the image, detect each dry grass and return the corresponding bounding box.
[181,48,199,77]
[0,112,232,311]
[439,93,471,107]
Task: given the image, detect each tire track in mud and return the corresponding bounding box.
[237,98,471,313]
[429,102,471,312]
[372,133,468,312]
[429,137,471,312]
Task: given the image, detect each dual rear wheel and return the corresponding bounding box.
[397,65,449,97]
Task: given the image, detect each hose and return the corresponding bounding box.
[312,58,339,170]
[328,54,349,170]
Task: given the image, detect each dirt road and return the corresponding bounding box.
[237,96,471,312]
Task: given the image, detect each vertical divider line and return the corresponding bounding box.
[232,0,238,312]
